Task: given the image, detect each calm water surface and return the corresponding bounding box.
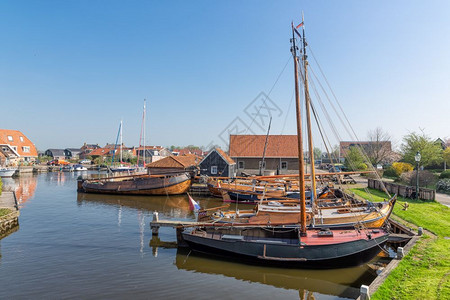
[0,173,386,299]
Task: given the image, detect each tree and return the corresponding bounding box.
[366,127,393,165]
[330,145,340,161]
[443,147,450,168]
[392,162,414,176]
[344,146,366,170]
[401,131,443,167]
[313,147,322,160]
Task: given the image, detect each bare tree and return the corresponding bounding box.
[366,127,393,165]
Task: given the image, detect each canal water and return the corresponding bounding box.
[0,173,387,299]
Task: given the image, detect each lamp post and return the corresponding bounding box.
[415,151,421,200]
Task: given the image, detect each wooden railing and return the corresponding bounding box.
[368,178,435,201]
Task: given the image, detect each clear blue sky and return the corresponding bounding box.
[1,1,449,151]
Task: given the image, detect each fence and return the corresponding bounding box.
[368,178,435,201]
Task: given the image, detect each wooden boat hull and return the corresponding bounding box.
[79,173,191,195]
[202,196,396,229]
[180,227,389,269]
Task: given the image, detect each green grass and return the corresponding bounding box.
[0,208,12,217]
[350,187,450,300]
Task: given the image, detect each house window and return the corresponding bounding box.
[22,146,30,153]
[238,161,244,169]
[7,135,13,141]
[281,161,288,170]
[11,146,17,152]
[19,136,24,142]
[259,161,266,169]
[211,166,218,175]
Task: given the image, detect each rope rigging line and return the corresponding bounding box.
[308,46,391,197]
[243,55,292,135]
[296,59,379,233]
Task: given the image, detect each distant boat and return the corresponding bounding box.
[110,120,136,173]
[73,164,88,171]
[61,165,74,172]
[0,167,17,177]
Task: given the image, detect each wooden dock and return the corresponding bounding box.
[188,183,210,196]
[0,191,18,210]
[0,192,20,238]
[149,212,200,235]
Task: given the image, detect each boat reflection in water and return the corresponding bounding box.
[175,248,378,299]
[76,192,194,219]
[76,192,223,219]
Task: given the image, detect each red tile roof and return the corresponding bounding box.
[89,147,114,156]
[0,129,38,157]
[173,148,205,156]
[147,154,200,168]
[215,148,235,165]
[229,135,298,158]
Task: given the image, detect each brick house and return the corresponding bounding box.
[229,135,300,175]
[0,129,38,165]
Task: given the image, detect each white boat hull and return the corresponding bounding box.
[0,168,17,177]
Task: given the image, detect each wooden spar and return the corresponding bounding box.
[292,23,307,236]
[259,116,272,176]
[143,100,146,167]
[120,119,123,163]
[301,20,318,206]
[202,171,374,181]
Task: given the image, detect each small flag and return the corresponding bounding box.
[296,22,304,29]
[188,193,201,211]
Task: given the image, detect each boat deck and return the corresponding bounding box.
[191,228,387,246]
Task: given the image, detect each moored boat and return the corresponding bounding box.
[0,167,17,177]
[179,225,388,268]
[77,172,191,195]
[178,19,391,268]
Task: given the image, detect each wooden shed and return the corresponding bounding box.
[146,154,200,176]
[199,148,236,178]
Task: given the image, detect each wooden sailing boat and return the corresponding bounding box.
[178,19,390,268]
[110,120,135,173]
[78,101,192,196]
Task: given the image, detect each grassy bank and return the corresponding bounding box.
[0,208,11,217]
[350,188,450,299]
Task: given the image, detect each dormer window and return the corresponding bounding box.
[20,136,24,142]
[7,135,13,141]
[22,146,30,153]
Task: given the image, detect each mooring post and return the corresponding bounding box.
[360,285,370,300]
[151,211,159,236]
[418,227,423,236]
[397,247,404,259]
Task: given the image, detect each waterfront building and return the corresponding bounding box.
[199,148,236,177]
[229,135,299,175]
[146,154,200,175]
[0,129,38,165]
[44,149,66,160]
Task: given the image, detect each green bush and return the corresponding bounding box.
[356,163,368,170]
[439,170,450,179]
[383,167,398,178]
[436,178,450,193]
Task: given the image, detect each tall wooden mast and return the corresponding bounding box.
[301,17,318,207]
[291,23,307,236]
